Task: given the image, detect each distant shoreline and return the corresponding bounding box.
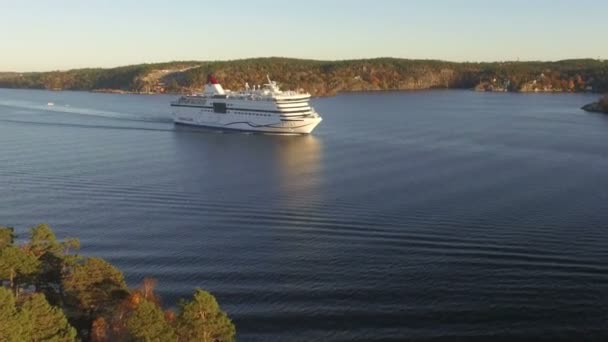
[1,57,606,97]
[0,86,601,98]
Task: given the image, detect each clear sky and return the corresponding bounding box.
[2,0,607,71]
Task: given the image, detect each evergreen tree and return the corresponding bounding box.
[20,292,77,342]
[62,257,129,316]
[176,289,235,342]
[0,287,31,341]
[27,224,81,300]
[60,237,81,267]
[28,223,64,257]
[127,299,176,342]
[0,226,15,250]
[0,245,40,292]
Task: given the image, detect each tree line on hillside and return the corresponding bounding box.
[1,58,607,96]
[0,224,235,342]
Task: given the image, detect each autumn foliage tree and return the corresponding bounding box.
[95,279,235,342]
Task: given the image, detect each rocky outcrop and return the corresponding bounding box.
[582,95,608,113]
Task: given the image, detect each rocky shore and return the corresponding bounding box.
[582,95,608,114]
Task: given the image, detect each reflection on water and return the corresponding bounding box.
[168,128,323,206]
[273,135,323,204]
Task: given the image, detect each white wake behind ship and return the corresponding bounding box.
[171,75,322,134]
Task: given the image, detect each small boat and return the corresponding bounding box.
[47,102,54,106]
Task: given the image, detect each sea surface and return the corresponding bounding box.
[1,88,608,341]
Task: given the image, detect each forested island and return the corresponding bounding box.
[0,224,235,342]
[1,58,607,96]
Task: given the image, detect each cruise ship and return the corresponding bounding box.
[171,75,322,134]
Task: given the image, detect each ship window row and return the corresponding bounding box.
[233,111,271,116]
[275,98,309,102]
[198,108,271,117]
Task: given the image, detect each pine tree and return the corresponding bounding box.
[176,289,235,342]
[0,287,31,341]
[0,245,40,293]
[0,226,15,250]
[28,223,62,257]
[29,224,81,300]
[62,257,129,316]
[20,292,77,342]
[127,299,176,342]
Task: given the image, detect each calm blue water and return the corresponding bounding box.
[1,89,608,341]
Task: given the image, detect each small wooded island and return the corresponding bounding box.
[582,95,608,114]
[1,58,607,96]
[0,224,235,342]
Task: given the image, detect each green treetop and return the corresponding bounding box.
[26,224,81,301]
[29,224,60,256]
[27,223,80,258]
[176,289,236,342]
[62,257,129,317]
[0,287,31,341]
[20,292,77,342]
[127,298,177,342]
[0,226,15,250]
[0,245,40,293]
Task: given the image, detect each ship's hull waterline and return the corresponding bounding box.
[172,108,322,134]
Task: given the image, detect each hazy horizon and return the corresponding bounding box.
[2,0,607,72]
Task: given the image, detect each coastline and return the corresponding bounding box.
[2,58,607,97]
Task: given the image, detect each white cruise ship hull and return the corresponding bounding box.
[172,107,322,134]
